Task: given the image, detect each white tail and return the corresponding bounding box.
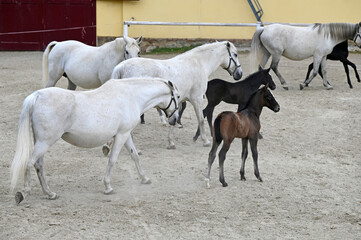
[10,93,38,193]
[42,41,58,87]
[250,28,266,73]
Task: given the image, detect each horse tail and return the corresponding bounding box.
[213,114,224,144]
[250,27,267,73]
[10,93,38,193]
[42,41,58,87]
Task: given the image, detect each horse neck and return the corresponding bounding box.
[105,39,126,61]
[188,43,227,77]
[135,81,170,114]
[243,92,263,118]
[242,72,265,91]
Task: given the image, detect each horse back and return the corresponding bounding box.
[215,111,254,142]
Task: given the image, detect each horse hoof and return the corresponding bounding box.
[102,145,110,157]
[141,178,152,184]
[193,136,198,142]
[241,176,246,181]
[104,188,113,195]
[282,85,289,90]
[167,145,176,150]
[15,192,24,205]
[203,141,211,147]
[48,192,57,200]
[222,182,228,187]
[299,83,305,90]
[178,124,183,129]
[205,178,211,189]
[326,85,333,90]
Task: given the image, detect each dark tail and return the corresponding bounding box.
[213,114,223,144]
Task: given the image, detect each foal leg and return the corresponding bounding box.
[218,142,231,187]
[205,140,221,188]
[177,102,187,128]
[270,55,289,90]
[342,61,353,88]
[249,138,262,182]
[240,139,248,181]
[103,133,129,194]
[124,135,151,184]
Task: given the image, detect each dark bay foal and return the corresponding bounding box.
[305,40,360,88]
[193,68,276,142]
[205,85,280,188]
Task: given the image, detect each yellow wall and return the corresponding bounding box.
[97,0,360,39]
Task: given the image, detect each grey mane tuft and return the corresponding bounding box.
[312,23,357,41]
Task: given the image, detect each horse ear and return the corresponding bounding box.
[167,81,175,89]
[226,42,230,48]
[266,68,271,73]
[258,65,264,71]
[265,83,269,89]
[137,36,143,45]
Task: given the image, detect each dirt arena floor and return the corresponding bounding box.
[1,50,361,239]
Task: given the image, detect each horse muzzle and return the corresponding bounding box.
[168,111,179,126]
[232,66,243,80]
[273,105,280,113]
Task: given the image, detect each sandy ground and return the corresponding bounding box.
[0,50,360,240]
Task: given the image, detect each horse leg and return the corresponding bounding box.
[270,55,289,90]
[193,105,213,142]
[205,140,221,188]
[342,61,353,88]
[156,108,167,126]
[45,66,64,88]
[249,138,262,182]
[167,125,176,149]
[319,57,333,89]
[177,102,187,128]
[67,78,77,90]
[240,138,248,181]
[305,63,314,81]
[218,142,231,187]
[102,137,114,157]
[190,98,210,147]
[103,133,129,194]
[34,156,57,200]
[124,135,151,184]
[260,51,271,69]
[140,114,145,124]
[25,141,57,199]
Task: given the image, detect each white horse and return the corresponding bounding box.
[10,78,179,200]
[250,22,361,90]
[110,41,243,149]
[42,36,142,89]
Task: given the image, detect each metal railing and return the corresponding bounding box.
[123,21,311,37]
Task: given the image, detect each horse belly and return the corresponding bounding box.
[61,131,113,148]
[282,48,313,60]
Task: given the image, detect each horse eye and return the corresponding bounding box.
[138,52,140,57]
[125,50,129,55]
[234,53,238,57]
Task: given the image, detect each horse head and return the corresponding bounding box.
[260,68,276,90]
[160,81,180,126]
[261,84,280,113]
[122,36,142,59]
[354,22,361,48]
[222,42,243,80]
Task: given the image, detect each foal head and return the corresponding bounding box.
[257,67,276,90]
[260,84,280,113]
